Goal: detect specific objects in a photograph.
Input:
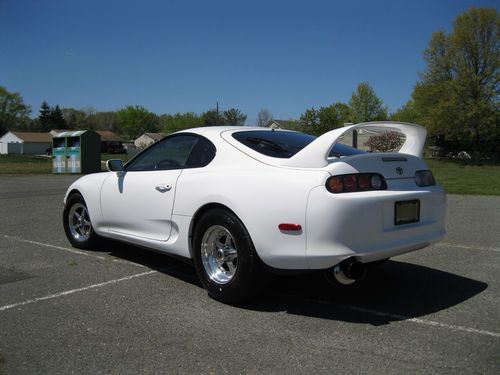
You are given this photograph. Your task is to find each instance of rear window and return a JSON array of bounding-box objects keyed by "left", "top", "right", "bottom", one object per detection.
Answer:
[{"left": 232, "top": 130, "right": 365, "bottom": 159}]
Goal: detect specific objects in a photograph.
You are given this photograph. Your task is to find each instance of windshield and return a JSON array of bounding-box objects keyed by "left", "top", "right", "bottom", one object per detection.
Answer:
[{"left": 232, "top": 130, "right": 365, "bottom": 159}]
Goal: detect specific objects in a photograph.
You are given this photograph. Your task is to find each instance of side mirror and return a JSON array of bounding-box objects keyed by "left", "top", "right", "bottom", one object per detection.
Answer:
[{"left": 106, "top": 159, "right": 124, "bottom": 172}]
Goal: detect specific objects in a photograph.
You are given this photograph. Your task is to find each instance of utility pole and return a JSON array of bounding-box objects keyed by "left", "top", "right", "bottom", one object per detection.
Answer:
[
  {"left": 216, "top": 101, "right": 219, "bottom": 126},
  {"left": 352, "top": 130, "right": 358, "bottom": 148}
]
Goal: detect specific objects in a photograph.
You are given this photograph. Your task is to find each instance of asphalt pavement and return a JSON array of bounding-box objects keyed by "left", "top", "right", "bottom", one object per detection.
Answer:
[{"left": 0, "top": 174, "right": 499, "bottom": 374}]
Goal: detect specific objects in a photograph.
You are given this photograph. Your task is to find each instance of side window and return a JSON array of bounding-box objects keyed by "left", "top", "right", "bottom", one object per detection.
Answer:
[
  {"left": 186, "top": 137, "right": 216, "bottom": 168},
  {"left": 126, "top": 135, "right": 199, "bottom": 171}
]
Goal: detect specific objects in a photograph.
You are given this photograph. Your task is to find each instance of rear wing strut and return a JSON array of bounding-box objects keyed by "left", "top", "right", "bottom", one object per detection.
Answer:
[{"left": 283, "top": 121, "right": 427, "bottom": 168}]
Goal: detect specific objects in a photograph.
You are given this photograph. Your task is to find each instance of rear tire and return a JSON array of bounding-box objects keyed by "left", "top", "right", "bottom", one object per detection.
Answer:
[
  {"left": 63, "top": 193, "right": 99, "bottom": 249},
  {"left": 193, "top": 208, "right": 267, "bottom": 304}
]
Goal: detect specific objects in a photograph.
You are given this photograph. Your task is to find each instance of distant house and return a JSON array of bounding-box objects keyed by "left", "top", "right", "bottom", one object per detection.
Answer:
[
  {"left": 50, "top": 129, "right": 124, "bottom": 154},
  {"left": 264, "top": 120, "right": 303, "bottom": 131},
  {"left": 0, "top": 131, "right": 52, "bottom": 155},
  {"left": 96, "top": 131, "right": 124, "bottom": 153},
  {"left": 134, "top": 133, "right": 164, "bottom": 149}
]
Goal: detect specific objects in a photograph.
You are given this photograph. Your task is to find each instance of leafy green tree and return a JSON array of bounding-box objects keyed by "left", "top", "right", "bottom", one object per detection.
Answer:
[
  {"left": 413, "top": 7, "right": 499, "bottom": 160},
  {"left": 256, "top": 108, "right": 273, "bottom": 126},
  {"left": 317, "top": 103, "right": 352, "bottom": 134},
  {"left": 349, "top": 82, "right": 388, "bottom": 123},
  {"left": 202, "top": 109, "right": 227, "bottom": 126},
  {"left": 38, "top": 101, "right": 52, "bottom": 131},
  {"left": 300, "top": 103, "right": 351, "bottom": 136},
  {"left": 390, "top": 100, "right": 420, "bottom": 123},
  {"left": 299, "top": 107, "right": 320, "bottom": 131},
  {"left": 116, "top": 105, "right": 159, "bottom": 139},
  {"left": 0, "top": 86, "right": 31, "bottom": 135},
  {"left": 223, "top": 108, "right": 247, "bottom": 125},
  {"left": 161, "top": 112, "right": 204, "bottom": 133}
]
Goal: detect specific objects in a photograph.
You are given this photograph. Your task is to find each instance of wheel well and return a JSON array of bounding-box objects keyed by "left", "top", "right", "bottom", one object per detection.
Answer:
[
  {"left": 65, "top": 189, "right": 82, "bottom": 203},
  {"left": 188, "top": 203, "right": 240, "bottom": 259}
]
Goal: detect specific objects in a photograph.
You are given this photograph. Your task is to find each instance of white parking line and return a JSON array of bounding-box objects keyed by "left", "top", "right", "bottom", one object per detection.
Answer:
[
  {"left": 0, "top": 270, "right": 158, "bottom": 312},
  {"left": 278, "top": 294, "right": 500, "bottom": 339},
  {"left": 436, "top": 242, "right": 500, "bottom": 253},
  {"left": 0, "top": 234, "right": 146, "bottom": 268},
  {"left": 0, "top": 233, "right": 106, "bottom": 259},
  {"left": 345, "top": 305, "right": 500, "bottom": 339},
  {"left": 2, "top": 233, "right": 498, "bottom": 338}
]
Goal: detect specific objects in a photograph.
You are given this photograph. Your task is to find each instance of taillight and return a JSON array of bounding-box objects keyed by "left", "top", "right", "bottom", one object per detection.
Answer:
[
  {"left": 326, "top": 173, "right": 387, "bottom": 193},
  {"left": 415, "top": 170, "right": 435, "bottom": 187},
  {"left": 344, "top": 175, "right": 358, "bottom": 192}
]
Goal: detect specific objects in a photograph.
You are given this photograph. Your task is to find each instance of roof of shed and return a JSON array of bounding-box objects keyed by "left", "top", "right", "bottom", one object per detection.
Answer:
[{"left": 11, "top": 132, "right": 52, "bottom": 143}]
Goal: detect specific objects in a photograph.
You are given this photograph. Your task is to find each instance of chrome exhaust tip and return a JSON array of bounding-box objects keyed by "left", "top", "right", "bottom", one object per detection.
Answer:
[{"left": 331, "top": 258, "right": 367, "bottom": 285}]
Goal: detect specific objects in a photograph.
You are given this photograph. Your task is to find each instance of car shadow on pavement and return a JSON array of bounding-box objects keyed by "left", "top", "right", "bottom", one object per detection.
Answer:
[
  {"left": 99, "top": 241, "right": 487, "bottom": 326},
  {"left": 242, "top": 261, "right": 488, "bottom": 325},
  {"left": 96, "top": 239, "right": 201, "bottom": 286}
]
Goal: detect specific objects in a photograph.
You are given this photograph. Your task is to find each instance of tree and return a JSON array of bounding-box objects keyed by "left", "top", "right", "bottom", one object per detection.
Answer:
[
  {"left": 413, "top": 7, "right": 499, "bottom": 160},
  {"left": 202, "top": 109, "right": 227, "bottom": 126},
  {"left": 161, "top": 112, "right": 204, "bottom": 133},
  {"left": 93, "top": 111, "right": 119, "bottom": 132},
  {"left": 256, "top": 108, "right": 273, "bottom": 127},
  {"left": 50, "top": 105, "right": 67, "bottom": 129},
  {"left": 38, "top": 101, "right": 52, "bottom": 131},
  {"left": 116, "top": 105, "right": 159, "bottom": 139},
  {"left": 365, "top": 131, "right": 403, "bottom": 152},
  {"left": 349, "top": 82, "right": 388, "bottom": 123},
  {"left": 390, "top": 100, "right": 420, "bottom": 123},
  {"left": 299, "top": 103, "right": 351, "bottom": 136},
  {"left": 317, "top": 103, "right": 352, "bottom": 134},
  {"left": 223, "top": 108, "right": 247, "bottom": 125},
  {"left": 299, "top": 107, "right": 320, "bottom": 130},
  {"left": 0, "top": 86, "right": 31, "bottom": 135},
  {"left": 62, "top": 108, "right": 87, "bottom": 129}
]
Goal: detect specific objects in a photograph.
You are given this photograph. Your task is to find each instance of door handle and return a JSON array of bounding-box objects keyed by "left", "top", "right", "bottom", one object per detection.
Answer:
[{"left": 155, "top": 184, "right": 172, "bottom": 192}]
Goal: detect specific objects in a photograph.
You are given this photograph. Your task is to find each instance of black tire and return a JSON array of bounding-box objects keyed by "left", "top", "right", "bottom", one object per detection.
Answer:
[
  {"left": 193, "top": 208, "right": 267, "bottom": 304},
  {"left": 63, "top": 193, "right": 99, "bottom": 249}
]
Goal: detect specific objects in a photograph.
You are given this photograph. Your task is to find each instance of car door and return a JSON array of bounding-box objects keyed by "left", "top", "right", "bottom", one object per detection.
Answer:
[{"left": 100, "top": 134, "right": 200, "bottom": 241}]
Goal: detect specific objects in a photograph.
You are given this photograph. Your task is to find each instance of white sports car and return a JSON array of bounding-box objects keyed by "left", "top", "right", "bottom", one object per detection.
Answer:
[{"left": 63, "top": 122, "right": 446, "bottom": 303}]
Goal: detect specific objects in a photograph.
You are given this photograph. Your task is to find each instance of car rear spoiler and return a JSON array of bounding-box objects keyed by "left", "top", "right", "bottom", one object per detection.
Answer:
[{"left": 283, "top": 121, "right": 427, "bottom": 168}]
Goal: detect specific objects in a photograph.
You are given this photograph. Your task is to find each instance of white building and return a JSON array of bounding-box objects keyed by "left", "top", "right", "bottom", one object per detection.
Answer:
[
  {"left": 0, "top": 132, "right": 53, "bottom": 155},
  {"left": 134, "top": 133, "right": 164, "bottom": 149}
]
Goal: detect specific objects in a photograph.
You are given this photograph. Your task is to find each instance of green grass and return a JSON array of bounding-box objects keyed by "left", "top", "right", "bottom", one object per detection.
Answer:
[
  {"left": 0, "top": 153, "right": 133, "bottom": 174},
  {"left": 426, "top": 159, "right": 500, "bottom": 196},
  {"left": 0, "top": 154, "right": 52, "bottom": 174},
  {"left": 1, "top": 154, "right": 499, "bottom": 196}
]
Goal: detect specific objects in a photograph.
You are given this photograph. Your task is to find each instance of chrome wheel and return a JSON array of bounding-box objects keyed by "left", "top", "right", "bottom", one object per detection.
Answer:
[
  {"left": 201, "top": 225, "right": 238, "bottom": 284},
  {"left": 68, "top": 203, "right": 92, "bottom": 242}
]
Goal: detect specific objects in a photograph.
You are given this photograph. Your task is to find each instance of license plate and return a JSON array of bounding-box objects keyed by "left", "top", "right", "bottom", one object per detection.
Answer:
[{"left": 395, "top": 200, "right": 420, "bottom": 225}]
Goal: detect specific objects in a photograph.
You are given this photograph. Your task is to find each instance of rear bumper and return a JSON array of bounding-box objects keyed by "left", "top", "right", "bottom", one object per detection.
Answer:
[{"left": 304, "top": 186, "right": 446, "bottom": 269}]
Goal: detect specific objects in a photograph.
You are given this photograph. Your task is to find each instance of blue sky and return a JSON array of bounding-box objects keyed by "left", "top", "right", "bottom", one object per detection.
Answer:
[{"left": 1, "top": 0, "right": 497, "bottom": 124}]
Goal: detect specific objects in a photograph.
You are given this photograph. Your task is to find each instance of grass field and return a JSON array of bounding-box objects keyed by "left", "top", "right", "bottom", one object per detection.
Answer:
[
  {"left": 0, "top": 154, "right": 131, "bottom": 175},
  {"left": 0, "top": 154, "right": 52, "bottom": 174},
  {"left": 1, "top": 154, "right": 499, "bottom": 196},
  {"left": 426, "top": 159, "right": 500, "bottom": 196}
]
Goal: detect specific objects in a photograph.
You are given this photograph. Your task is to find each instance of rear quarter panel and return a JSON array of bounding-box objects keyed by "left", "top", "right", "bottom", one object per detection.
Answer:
[{"left": 173, "top": 144, "right": 329, "bottom": 269}]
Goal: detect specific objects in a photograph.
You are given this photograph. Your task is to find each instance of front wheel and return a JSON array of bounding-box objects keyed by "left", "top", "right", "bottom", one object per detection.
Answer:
[
  {"left": 193, "top": 208, "right": 267, "bottom": 304},
  {"left": 63, "top": 193, "right": 99, "bottom": 249}
]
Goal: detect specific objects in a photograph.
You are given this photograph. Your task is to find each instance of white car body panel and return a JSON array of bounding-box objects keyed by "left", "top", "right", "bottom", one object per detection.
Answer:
[
  {"left": 100, "top": 170, "right": 182, "bottom": 241},
  {"left": 64, "top": 122, "right": 446, "bottom": 271}
]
